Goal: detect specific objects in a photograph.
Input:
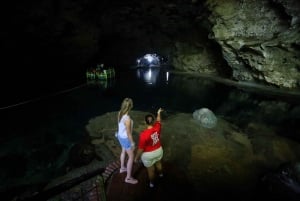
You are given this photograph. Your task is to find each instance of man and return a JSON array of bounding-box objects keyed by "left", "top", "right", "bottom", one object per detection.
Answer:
[{"left": 135, "top": 108, "right": 164, "bottom": 188}]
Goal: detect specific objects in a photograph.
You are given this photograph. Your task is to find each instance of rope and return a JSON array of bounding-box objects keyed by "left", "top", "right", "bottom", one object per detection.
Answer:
[{"left": 0, "top": 83, "right": 87, "bottom": 110}]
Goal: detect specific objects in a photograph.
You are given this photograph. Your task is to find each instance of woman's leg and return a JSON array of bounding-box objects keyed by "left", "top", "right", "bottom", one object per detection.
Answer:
[
  {"left": 120, "top": 148, "right": 126, "bottom": 170},
  {"left": 126, "top": 149, "right": 134, "bottom": 178},
  {"left": 125, "top": 149, "right": 138, "bottom": 184}
]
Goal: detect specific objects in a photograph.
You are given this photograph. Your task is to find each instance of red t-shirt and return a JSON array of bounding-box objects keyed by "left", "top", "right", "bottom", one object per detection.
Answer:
[{"left": 138, "top": 121, "right": 161, "bottom": 152}]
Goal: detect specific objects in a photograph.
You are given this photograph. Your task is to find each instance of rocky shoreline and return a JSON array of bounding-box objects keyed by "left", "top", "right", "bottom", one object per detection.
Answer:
[
  {"left": 45, "top": 110, "right": 300, "bottom": 194},
  {"left": 10, "top": 109, "right": 299, "bottom": 201}
]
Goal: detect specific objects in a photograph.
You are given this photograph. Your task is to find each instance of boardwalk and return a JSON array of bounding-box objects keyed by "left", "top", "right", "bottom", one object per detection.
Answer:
[
  {"left": 36, "top": 160, "right": 194, "bottom": 201},
  {"left": 20, "top": 160, "right": 264, "bottom": 201},
  {"left": 105, "top": 161, "right": 195, "bottom": 201}
]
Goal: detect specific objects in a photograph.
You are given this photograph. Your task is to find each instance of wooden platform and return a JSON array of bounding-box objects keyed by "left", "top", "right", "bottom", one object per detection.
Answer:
[
  {"left": 105, "top": 161, "right": 195, "bottom": 201},
  {"left": 21, "top": 160, "right": 262, "bottom": 201},
  {"left": 28, "top": 161, "right": 196, "bottom": 201}
]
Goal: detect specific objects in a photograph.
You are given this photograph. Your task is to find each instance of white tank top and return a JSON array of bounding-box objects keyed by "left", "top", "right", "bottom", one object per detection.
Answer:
[{"left": 118, "top": 114, "right": 133, "bottom": 138}]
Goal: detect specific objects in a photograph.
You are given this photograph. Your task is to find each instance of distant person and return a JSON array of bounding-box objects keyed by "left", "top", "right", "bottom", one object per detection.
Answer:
[
  {"left": 135, "top": 108, "right": 164, "bottom": 188},
  {"left": 116, "top": 97, "right": 138, "bottom": 184}
]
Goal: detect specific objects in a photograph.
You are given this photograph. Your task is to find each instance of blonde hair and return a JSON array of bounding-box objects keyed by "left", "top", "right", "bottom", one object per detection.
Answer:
[{"left": 118, "top": 97, "right": 133, "bottom": 122}]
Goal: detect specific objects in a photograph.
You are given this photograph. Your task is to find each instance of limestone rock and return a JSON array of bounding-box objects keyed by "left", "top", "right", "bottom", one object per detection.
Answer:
[{"left": 193, "top": 108, "right": 218, "bottom": 128}]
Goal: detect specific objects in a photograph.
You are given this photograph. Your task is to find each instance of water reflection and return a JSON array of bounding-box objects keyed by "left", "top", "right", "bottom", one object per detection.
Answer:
[
  {"left": 129, "top": 68, "right": 300, "bottom": 142},
  {"left": 136, "top": 67, "right": 170, "bottom": 86},
  {"left": 128, "top": 68, "right": 231, "bottom": 113},
  {"left": 86, "top": 78, "right": 116, "bottom": 89}
]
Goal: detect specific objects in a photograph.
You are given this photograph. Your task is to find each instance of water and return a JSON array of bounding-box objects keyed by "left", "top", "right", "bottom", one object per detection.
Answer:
[{"left": 1, "top": 67, "right": 300, "bottom": 199}]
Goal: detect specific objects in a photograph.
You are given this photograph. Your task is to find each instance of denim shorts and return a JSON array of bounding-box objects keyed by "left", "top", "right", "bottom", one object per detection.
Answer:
[{"left": 118, "top": 136, "right": 131, "bottom": 150}]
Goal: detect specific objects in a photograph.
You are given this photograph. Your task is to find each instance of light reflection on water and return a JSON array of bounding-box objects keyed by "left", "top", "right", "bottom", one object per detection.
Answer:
[
  {"left": 85, "top": 67, "right": 300, "bottom": 151},
  {"left": 2, "top": 66, "right": 300, "bottom": 142},
  {"left": 2, "top": 67, "right": 299, "bottom": 156},
  {"left": 117, "top": 68, "right": 234, "bottom": 114}
]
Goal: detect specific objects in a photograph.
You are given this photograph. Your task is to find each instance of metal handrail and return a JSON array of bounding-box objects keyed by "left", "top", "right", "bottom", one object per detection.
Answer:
[{"left": 17, "top": 167, "right": 106, "bottom": 201}]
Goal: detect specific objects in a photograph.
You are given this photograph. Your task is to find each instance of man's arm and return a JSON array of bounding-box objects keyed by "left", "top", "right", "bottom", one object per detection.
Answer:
[
  {"left": 134, "top": 148, "right": 143, "bottom": 163},
  {"left": 156, "top": 108, "right": 163, "bottom": 122}
]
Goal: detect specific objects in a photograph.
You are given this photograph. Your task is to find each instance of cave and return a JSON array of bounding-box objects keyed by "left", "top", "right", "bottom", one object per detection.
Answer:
[{"left": 1, "top": 0, "right": 300, "bottom": 201}]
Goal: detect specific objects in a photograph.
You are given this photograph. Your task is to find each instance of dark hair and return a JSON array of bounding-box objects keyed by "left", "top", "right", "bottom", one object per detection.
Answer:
[{"left": 145, "top": 114, "right": 155, "bottom": 125}]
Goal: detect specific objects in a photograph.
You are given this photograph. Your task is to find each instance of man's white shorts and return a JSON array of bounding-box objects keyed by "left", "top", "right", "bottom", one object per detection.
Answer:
[{"left": 141, "top": 147, "right": 163, "bottom": 167}]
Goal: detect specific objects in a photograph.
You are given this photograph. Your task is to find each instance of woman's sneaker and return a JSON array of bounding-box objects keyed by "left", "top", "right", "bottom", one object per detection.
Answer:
[{"left": 125, "top": 177, "right": 138, "bottom": 184}]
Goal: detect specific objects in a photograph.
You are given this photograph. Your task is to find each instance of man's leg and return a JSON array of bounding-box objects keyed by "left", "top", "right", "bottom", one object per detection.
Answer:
[
  {"left": 155, "top": 160, "right": 163, "bottom": 177},
  {"left": 147, "top": 165, "right": 156, "bottom": 187}
]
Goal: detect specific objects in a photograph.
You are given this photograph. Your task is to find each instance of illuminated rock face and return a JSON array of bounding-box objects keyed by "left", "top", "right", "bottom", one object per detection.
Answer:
[
  {"left": 193, "top": 108, "right": 218, "bottom": 128},
  {"left": 205, "top": 0, "right": 300, "bottom": 88}
]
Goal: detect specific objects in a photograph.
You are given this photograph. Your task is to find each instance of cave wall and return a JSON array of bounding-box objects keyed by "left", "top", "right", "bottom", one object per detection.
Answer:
[{"left": 205, "top": 0, "right": 300, "bottom": 88}]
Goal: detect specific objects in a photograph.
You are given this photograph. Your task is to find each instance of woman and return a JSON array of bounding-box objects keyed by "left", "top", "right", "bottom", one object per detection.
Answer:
[
  {"left": 135, "top": 108, "right": 164, "bottom": 188},
  {"left": 116, "top": 97, "right": 138, "bottom": 184}
]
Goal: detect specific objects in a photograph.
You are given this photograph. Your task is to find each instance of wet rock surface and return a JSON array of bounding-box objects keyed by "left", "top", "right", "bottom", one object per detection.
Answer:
[
  {"left": 80, "top": 110, "right": 300, "bottom": 198},
  {"left": 10, "top": 108, "right": 300, "bottom": 200}
]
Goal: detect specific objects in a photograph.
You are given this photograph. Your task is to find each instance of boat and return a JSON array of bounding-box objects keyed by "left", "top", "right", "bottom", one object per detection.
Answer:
[{"left": 86, "top": 64, "right": 115, "bottom": 80}]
